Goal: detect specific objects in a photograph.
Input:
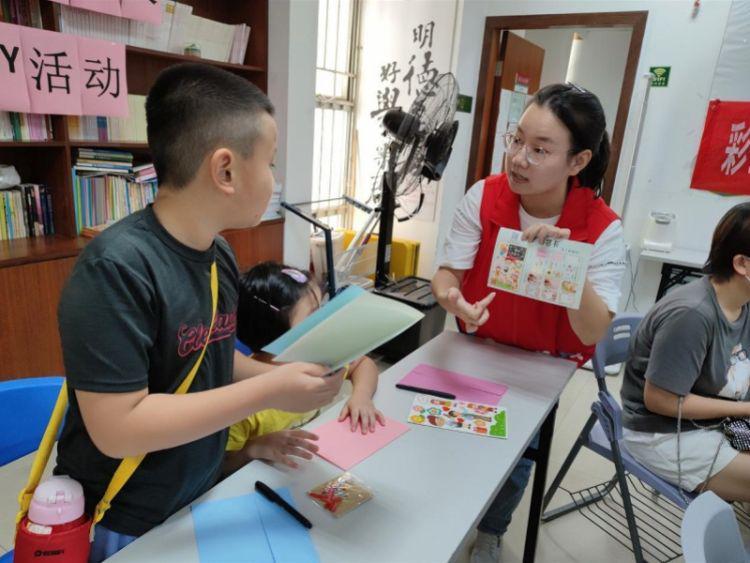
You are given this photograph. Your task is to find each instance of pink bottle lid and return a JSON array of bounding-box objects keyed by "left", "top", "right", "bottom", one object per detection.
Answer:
[{"left": 28, "top": 476, "right": 85, "bottom": 526}]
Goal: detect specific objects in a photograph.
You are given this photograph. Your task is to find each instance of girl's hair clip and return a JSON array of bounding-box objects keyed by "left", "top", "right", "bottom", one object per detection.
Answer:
[
  {"left": 281, "top": 268, "right": 308, "bottom": 284},
  {"left": 252, "top": 294, "right": 281, "bottom": 312},
  {"left": 566, "top": 82, "right": 588, "bottom": 94}
]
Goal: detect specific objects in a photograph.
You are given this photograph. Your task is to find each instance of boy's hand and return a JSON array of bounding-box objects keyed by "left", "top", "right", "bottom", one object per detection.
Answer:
[
  {"left": 264, "top": 362, "right": 345, "bottom": 412},
  {"left": 521, "top": 224, "right": 571, "bottom": 244},
  {"left": 245, "top": 429, "right": 319, "bottom": 469},
  {"left": 447, "top": 287, "right": 495, "bottom": 333},
  {"left": 338, "top": 395, "right": 385, "bottom": 434}
]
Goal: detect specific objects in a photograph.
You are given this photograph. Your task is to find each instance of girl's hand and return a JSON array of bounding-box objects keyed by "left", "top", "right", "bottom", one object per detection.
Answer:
[
  {"left": 245, "top": 429, "right": 319, "bottom": 469},
  {"left": 521, "top": 224, "right": 571, "bottom": 244},
  {"left": 338, "top": 395, "right": 385, "bottom": 434},
  {"left": 447, "top": 287, "right": 495, "bottom": 333}
]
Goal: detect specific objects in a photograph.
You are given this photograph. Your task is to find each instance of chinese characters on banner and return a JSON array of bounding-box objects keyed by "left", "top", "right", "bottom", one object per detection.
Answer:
[
  {"left": 370, "top": 20, "right": 439, "bottom": 118},
  {"left": 355, "top": 0, "right": 455, "bottom": 229},
  {"left": 368, "top": 19, "right": 443, "bottom": 221},
  {"left": 0, "top": 23, "right": 128, "bottom": 117},
  {"left": 691, "top": 100, "right": 750, "bottom": 195}
]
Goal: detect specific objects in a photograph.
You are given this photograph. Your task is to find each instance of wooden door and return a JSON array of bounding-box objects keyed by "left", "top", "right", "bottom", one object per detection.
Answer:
[{"left": 482, "top": 32, "right": 545, "bottom": 181}]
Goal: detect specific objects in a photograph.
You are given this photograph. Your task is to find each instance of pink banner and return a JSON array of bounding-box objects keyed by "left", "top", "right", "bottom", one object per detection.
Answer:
[
  {"left": 21, "top": 27, "right": 82, "bottom": 116},
  {"left": 0, "top": 22, "right": 31, "bottom": 113},
  {"left": 77, "top": 36, "right": 128, "bottom": 116},
  {"left": 47, "top": 0, "right": 70, "bottom": 4},
  {"left": 70, "top": 0, "right": 121, "bottom": 17},
  {"left": 120, "top": 0, "right": 162, "bottom": 24}
]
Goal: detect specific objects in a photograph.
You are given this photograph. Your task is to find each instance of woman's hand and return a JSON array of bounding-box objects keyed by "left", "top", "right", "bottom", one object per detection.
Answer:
[
  {"left": 244, "top": 429, "right": 319, "bottom": 469},
  {"left": 521, "top": 224, "right": 571, "bottom": 243},
  {"left": 447, "top": 287, "right": 495, "bottom": 333},
  {"left": 338, "top": 395, "right": 386, "bottom": 434}
]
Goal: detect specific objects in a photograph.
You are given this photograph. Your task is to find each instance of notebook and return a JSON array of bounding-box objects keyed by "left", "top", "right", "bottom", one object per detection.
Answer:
[{"left": 264, "top": 285, "right": 424, "bottom": 370}]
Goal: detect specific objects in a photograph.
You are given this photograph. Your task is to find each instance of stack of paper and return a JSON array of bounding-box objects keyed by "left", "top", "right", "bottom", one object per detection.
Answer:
[
  {"left": 311, "top": 417, "right": 410, "bottom": 470},
  {"left": 191, "top": 488, "right": 318, "bottom": 563},
  {"left": 398, "top": 364, "right": 508, "bottom": 405},
  {"left": 264, "top": 285, "right": 424, "bottom": 370}
]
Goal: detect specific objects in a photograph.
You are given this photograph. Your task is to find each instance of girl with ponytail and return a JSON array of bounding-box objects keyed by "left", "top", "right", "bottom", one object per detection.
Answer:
[{"left": 432, "top": 83, "right": 626, "bottom": 562}]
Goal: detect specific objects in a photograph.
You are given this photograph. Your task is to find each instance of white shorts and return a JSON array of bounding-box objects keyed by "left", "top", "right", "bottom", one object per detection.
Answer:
[{"left": 623, "top": 427, "right": 739, "bottom": 491}]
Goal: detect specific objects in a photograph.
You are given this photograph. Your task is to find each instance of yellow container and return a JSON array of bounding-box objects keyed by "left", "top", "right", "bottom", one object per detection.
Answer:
[{"left": 340, "top": 230, "right": 420, "bottom": 279}]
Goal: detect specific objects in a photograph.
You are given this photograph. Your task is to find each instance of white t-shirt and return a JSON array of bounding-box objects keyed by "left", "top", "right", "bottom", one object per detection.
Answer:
[{"left": 438, "top": 179, "right": 627, "bottom": 313}]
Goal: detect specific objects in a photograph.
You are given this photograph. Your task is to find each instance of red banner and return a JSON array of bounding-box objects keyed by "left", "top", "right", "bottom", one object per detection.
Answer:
[{"left": 691, "top": 100, "right": 750, "bottom": 195}]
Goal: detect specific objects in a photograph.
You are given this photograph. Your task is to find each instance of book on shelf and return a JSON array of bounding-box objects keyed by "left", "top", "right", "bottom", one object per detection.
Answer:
[
  {"left": 72, "top": 149, "right": 158, "bottom": 233},
  {"left": 0, "top": 112, "right": 53, "bottom": 142},
  {"left": 68, "top": 95, "right": 147, "bottom": 143},
  {"left": 0, "top": 0, "right": 43, "bottom": 27},
  {"left": 0, "top": 184, "right": 54, "bottom": 241},
  {"left": 55, "top": 2, "right": 251, "bottom": 64}
]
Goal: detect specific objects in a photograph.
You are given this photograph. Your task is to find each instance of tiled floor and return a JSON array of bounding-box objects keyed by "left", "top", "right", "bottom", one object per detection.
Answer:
[{"left": 0, "top": 321, "right": 693, "bottom": 561}]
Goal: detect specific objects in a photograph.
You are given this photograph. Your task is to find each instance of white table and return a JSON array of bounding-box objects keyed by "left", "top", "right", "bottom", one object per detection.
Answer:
[
  {"left": 640, "top": 247, "right": 708, "bottom": 300},
  {"left": 108, "top": 331, "right": 577, "bottom": 563}
]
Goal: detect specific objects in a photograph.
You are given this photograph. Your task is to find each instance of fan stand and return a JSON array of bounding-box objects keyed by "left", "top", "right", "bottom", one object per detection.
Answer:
[{"left": 375, "top": 143, "right": 398, "bottom": 288}]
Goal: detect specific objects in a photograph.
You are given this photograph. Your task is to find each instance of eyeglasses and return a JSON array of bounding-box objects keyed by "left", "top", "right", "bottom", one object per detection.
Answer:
[{"left": 503, "top": 131, "right": 551, "bottom": 166}]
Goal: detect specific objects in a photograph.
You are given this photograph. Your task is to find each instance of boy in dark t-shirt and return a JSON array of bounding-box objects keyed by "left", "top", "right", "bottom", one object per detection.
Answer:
[{"left": 54, "top": 63, "right": 345, "bottom": 561}]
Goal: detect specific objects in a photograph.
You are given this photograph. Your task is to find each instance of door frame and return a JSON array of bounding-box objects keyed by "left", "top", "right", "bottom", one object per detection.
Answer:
[{"left": 465, "top": 11, "right": 648, "bottom": 204}]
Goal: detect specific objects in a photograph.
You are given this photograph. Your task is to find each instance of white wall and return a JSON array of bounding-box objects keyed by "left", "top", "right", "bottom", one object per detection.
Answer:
[
  {"left": 565, "top": 28, "right": 631, "bottom": 139},
  {"left": 354, "top": 0, "right": 460, "bottom": 278},
  {"left": 524, "top": 28, "right": 573, "bottom": 89},
  {"left": 437, "top": 0, "right": 735, "bottom": 312},
  {"left": 268, "top": 0, "right": 319, "bottom": 269}
]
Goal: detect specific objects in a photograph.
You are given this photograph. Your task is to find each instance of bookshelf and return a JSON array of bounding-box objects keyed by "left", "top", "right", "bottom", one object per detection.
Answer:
[{"left": 0, "top": 0, "right": 281, "bottom": 380}]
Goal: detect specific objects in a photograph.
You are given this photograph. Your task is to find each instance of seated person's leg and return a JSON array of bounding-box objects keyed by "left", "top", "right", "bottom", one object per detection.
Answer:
[{"left": 702, "top": 451, "right": 750, "bottom": 503}]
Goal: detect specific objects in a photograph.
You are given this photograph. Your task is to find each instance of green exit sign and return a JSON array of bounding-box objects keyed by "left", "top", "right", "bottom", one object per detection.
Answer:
[
  {"left": 649, "top": 66, "right": 671, "bottom": 87},
  {"left": 456, "top": 94, "right": 473, "bottom": 113}
]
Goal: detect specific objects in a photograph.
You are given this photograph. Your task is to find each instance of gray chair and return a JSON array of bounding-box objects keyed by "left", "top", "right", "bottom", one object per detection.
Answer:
[
  {"left": 541, "top": 313, "right": 698, "bottom": 562},
  {"left": 682, "top": 491, "right": 749, "bottom": 563}
]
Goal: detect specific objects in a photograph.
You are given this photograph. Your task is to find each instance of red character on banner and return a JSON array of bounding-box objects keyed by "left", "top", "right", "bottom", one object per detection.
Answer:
[{"left": 691, "top": 100, "right": 750, "bottom": 195}]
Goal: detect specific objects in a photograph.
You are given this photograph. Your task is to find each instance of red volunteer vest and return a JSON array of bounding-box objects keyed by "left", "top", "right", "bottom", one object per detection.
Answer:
[{"left": 459, "top": 173, "right": 619, "bottom": 363}]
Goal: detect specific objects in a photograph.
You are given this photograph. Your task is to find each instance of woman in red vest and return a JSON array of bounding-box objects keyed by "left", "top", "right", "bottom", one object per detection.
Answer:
[{"left": 432, "top": 83, "right": 626, "bottom": 562}]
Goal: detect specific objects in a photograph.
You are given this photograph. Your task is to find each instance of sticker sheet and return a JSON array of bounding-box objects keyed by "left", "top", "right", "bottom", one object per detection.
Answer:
[
  {"left": 407, "top": 395, "right": 507, "bottom": 439},
  {"left": 487, "top": 227, "right": 593, "bottom": 309}
]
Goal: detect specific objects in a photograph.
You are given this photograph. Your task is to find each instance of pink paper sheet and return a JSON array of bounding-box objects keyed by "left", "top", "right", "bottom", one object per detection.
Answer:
[
  {"left": 121, "top": 0, "right": 163, "bottom": 24},
  {"left": 398, "top": 364, "right": 508, "bottom": 405},
  {"left": 70, "top": 0, "right": 121, "bottom": 17},
  {"left": 0, "top": 22, "right": 31, "bottom": 112},
  {"left": 77, "top": 36, "right": 128, "bottom": 117},
  {"left": 313, "top": 416, "right": 410, "bottom": 470},
  {"left": 21, "top": 27, "right": 82, "bottom": 116}
]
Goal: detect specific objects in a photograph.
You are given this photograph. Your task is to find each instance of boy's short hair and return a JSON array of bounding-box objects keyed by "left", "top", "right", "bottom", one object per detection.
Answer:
[
  {"left": 704, "top": 202, "right": 750, "bottom": 281},
  {"left": 146, "top": 63, "right": 274, "bottom": 188}
]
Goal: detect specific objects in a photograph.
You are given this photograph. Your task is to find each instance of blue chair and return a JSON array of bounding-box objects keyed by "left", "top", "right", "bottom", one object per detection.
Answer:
[
  {"left": 682, "top": 491, "right": 749, "bottom": 563},
  {"left": 0, "top": 376, "right": 65, "bottom": 563},
  {"left": 540, "top": 314, "right": 698, "bottom": 562}
]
